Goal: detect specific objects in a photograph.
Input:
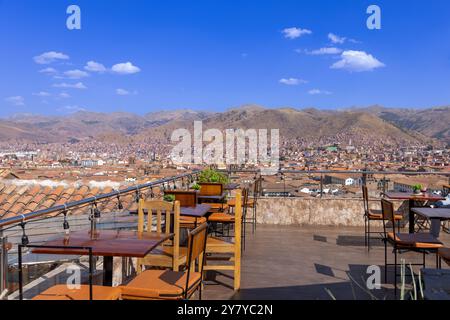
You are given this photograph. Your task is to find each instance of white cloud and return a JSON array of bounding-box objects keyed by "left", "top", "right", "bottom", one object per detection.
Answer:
[
  {"left": 331, "top": 50, "right": 385, "bottom": 72},
  {"left": 116, "top": 88, "right": 130, "bottom": 95},
  {"left": 39, "top": 67, "right": 58, "bottom": 75},
  {"left": 64, "top": 69, "right": 89, "bottom": 79},
  {"left": 33, "top": 91, "right": 51, "bottom": 97},
  {"left": 5, "top": 96, "right": 25, "bottom": 106},
  {"left": 111, "top": 62, "right": 141, "bottom": 74},
  {"left": 84, "top": 61, "right": 107, "bottom": 73},
  {"left": 305, "top": 47, "right": 343, "bottom": 55},
  {"left": 282, "top": 27, "right": 312, "bottom": 39},
  {"left": 328, "top": 33, "right": 346, "bottom": 44},
  {"left": 59, "top": 92, "right": 71, "bottom": 98},
  {"left": 33, "top": 51, "right": 69, "bottom": 64},
  {"left": 53, "top": 82, "right": 87, "bottom": 89},
  {"left": 308, "top": 89, "right": 332, "bottom": 95},
  {"left": 59, "top": 105, "right": 86, "bottom": 113},
  {"left": 279, "top": 78, "right": 307, "bottom": 85}
]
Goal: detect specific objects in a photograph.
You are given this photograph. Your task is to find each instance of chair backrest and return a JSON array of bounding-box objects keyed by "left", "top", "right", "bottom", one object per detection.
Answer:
[
  {"left": 242, "top": 187, "right": 249, "bottom": 217},
  {"left": 138, "top": 199, "right": 180, "bottom": 246},
  {"left": 164, "top": 190, "right": 197, "bottom": 207},
  {"left": 362, "top": 185, "right": 369, "bottom": 214},
  {"left": 253, "top": 177, "right": 262, "bottom": 201},
  {"left": 381, "top": 199, "right": 396, "bottom": 239},
  {"left": 198, "top": 183, "right": 223, "bottom": 196},
  {"left": 184, "top": 222, "right": 208, "bottom": 298}
]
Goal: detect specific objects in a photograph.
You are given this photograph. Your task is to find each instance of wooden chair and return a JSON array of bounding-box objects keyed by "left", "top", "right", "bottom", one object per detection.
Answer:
[
  {"left": 198, "top": 182, "right": 228, "bottom": 212},
  {"left": 24, "top": 245, "right": 121, "bottom": 301},
  {"left": 363, "top": 185, "right": 402, "bottom": 250},
  {"left": 137, "top": 199, "right": 184, "bottom": 272},
  {"left": 381, "top": 199, "right": 443, "bottom": 297},
  {"left": 164, "top": 190, "right": 207, "bottom": 228},
  {"left": 204, "top": 190, "right": 242, "bottom": 291},
  {"left": 120, "top": 223, "right": 208, "bottom": 300}
]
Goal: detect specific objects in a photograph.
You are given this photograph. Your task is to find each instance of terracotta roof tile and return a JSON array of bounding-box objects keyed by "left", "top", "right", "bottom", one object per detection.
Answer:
[{"left": 27, "top": 185, "right": 41, "bottom": 197}]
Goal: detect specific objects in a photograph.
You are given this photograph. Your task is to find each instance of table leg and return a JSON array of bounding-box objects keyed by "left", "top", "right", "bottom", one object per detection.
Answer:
[
  {"left": 430, "top": 219, "right": 441, "bottom": 238},
  {"left": 409, "top": 199, "right": 415, "bottom": 234},
  {"left": 103, "top": 256, "right": 113, "bottom": 286}
]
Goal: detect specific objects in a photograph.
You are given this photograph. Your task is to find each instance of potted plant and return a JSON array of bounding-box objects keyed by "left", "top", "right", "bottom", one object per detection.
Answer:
[
  {"left": 412, "top": 184, "right": 423, "bottom": 195},
  {"left": 163, "top": 194, "right": 175, "bottom": 202},
  {"left": 190, "top": 183, "right": 201, "bottom": 191},
  {"left": 198, "top": 168, "right": 229, "bottom": 185}
]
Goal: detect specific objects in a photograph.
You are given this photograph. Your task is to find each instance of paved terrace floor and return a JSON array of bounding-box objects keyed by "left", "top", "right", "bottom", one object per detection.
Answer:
[
  {"left": 203, "top": 225, "right": 450, "bottom": 300},
  {"left": 10, "top": 224, "right": 450, "bottom": 300}
]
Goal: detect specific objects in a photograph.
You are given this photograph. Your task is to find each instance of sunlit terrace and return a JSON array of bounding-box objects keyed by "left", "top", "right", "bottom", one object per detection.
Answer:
[{"left": 1, "top": 170, "right": 450, "bottom": 300}]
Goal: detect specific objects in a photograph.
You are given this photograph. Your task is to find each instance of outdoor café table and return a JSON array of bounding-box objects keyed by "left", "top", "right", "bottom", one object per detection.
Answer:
[
  {"left": 32, "top": 229, "right": 173, "bottom": 286},
  {"left": 224, "top": 183, "right": 240, "bottom": 191},
  {"left": 411, "top": 208, "right": 450, "bottom": 238},
  {"left": 384, "top": 192, "right": 445, "bottom": 234},
  {"left": 197, "top": 192, "right": 227, "bottom": 203}
]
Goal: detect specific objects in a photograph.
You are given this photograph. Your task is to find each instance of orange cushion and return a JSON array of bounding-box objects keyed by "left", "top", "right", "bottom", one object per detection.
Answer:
[
  {"left": 368, "top": 209, "right": 402, "bottom": 220},
  {"left": 120, "top": 269, "right": 201, "bottom": 300},
  {"left": 32, "top": 285, "right": 121, "bottom": 300},
  {"left": 180, "top": 216, "right": 207, "bottom": 224},
  {"left": 208, "top": 212, "right": 235, "bottom": 223},
  {"left": 388, "top": 232, "right": 443, "bottom": 249}
]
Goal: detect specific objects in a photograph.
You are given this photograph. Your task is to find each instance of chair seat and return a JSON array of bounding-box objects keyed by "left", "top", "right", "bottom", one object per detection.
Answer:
[
  {"left": 207, "top": 203, "right": 229, "bottom": 212},
  {"left": 368, "top": 209, "right": 402, "bottom": 220},
  {"left": 228, "top": 198, "right": 254, "bottom": 208},
  {"left": 439, "top": 248, "right": 450, "bottom": 265},
  {"left": 145, "top": 245, "right": 187, "bottom": 259},
  {"left": 120, "top": 269, "right": 201, "bottom": 300},
  {"left": 32, "top": 285, "right": 121, "bottom": 300},
  {"left": 387, "top": 232, "right": 443, "bottom": 249},
  {"left": 208, "top": 212, "right": 235, "bottom": 223}
]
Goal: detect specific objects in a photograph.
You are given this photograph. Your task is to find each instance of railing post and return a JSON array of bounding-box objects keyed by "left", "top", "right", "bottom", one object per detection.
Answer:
[
  {"left": 320, "top": 174, "right": 323, "bottom": 198},
  {"left": 0, "top": 228, "right": 8, "bottom": 300}
]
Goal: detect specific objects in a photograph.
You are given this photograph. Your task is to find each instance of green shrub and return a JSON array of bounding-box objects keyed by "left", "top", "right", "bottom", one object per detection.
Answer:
[
  {"left": 197, "top": 168, "right": 229, "bottom": 184},
  {"left": 163, "top": 194, "right": 175, "bottom": 202}
]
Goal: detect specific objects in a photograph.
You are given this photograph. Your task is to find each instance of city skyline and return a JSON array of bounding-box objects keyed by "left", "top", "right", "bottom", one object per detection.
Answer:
[{"left": 1, "top": 0, "right": 450, "bottom": 117}]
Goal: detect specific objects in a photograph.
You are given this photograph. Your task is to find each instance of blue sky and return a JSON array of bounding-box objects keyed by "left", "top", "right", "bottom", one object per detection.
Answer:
[{"left": 1, "top": 0, "right": 450, "bottom": 116}]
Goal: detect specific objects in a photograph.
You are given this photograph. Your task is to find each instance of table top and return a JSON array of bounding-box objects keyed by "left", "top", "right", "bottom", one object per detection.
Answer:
[
  {"left": 32, "top": 230, "right": 173, "bottom": 258},
  {"left": 179, "top": 204, "right": 212, "bottom": 217},
  {"left": 412, "top": 207, "right": 450, "bottom": 219},
  {"left": 385, "top": 192, "right": 445, "bottom": 201},
  {"left": 224, "top": 183, "right": 240, "bottom": 190}
]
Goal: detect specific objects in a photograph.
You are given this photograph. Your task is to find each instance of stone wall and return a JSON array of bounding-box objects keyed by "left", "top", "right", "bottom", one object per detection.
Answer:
[{"left": 255, "top": 197, "right": 406, "bottom": 227}]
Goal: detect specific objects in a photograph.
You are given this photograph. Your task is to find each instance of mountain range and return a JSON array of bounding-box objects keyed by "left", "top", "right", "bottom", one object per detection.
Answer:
[{"left": 2, "top": 105, "right": 449, "bottom": 147}]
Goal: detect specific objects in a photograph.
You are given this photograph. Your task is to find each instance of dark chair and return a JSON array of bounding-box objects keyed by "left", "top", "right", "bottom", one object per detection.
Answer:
[
  {"left": 381, "top": 199, "right": 443, "bottom": 297},
  {"left": 363, "top": 185, "right": 402, "bottom": 250}
]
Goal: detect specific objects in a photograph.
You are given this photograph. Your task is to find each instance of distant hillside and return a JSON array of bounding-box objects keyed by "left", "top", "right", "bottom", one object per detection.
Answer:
[{"left": 3, "top": 105, "right": 449, "bottom": 147}]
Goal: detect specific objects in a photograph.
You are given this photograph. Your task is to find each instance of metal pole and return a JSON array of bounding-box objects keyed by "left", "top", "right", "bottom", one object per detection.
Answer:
[
  {"left": 320, "top": 174, "right": 323, "bottom": 198},
  {"left": 0, "top": 228, "right": 8, "bottom": 300}
]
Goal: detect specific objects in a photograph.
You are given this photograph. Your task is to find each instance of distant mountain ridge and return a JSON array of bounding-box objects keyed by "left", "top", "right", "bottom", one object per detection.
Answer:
[{"left": 3, "top": 105, "right": 449, "bottom": 146}]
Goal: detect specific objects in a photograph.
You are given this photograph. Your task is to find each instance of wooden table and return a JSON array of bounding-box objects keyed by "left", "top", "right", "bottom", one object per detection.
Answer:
[
  {"left": 197, "top": 192, "right": 226, "bottom": 203},
  {"left": 32, "top": 229, "right": 173, "bottom": 286},
  {"left": 385, "top": 192, "right": 445, "bottom": 233},
  {"left": 411, "top": 208, "right": 450, "bottom": 237},
  {"left": 224, "top": 183, "right": 240, "bottom": 191}
]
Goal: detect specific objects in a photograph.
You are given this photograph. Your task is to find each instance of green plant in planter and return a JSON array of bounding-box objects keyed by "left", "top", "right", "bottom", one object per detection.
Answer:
[
  {"left": 198, "top": 168, "right": 229, "bottom": 184},
  {"left": 412, "top": 184, "right": 423, "bottom": 193},
  {"left": 190, "top": 183, "right": 201, "bottom": 190},
  {"left": 163, "top": 194, "right": 175, "bottom": 202}
]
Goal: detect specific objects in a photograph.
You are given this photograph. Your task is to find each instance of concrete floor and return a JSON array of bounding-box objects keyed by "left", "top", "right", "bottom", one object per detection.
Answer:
[
  {"left": 203, "top": 224, "right": 450, "bottom": 300},
  {"left": 10, "top": 224, "right": 450, "bottom": 300}
]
